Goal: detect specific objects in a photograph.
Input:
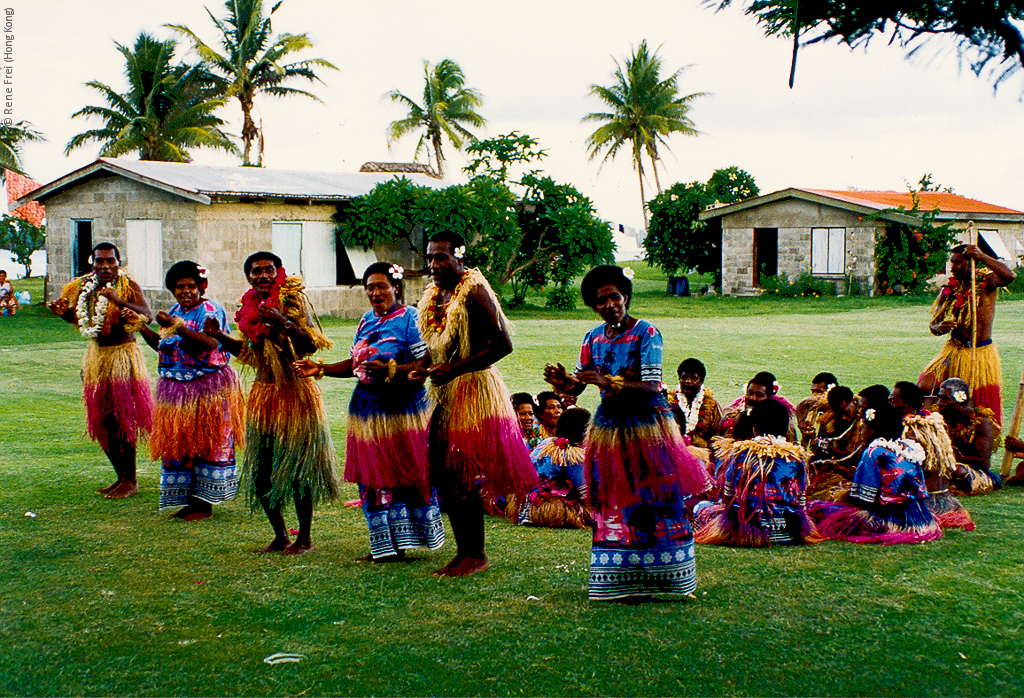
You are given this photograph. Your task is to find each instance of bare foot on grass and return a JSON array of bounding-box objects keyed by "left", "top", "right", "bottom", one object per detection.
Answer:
[
  {"left": 356, "top": 550, "right": 407, "bottom": 563},
  {"left": 255, "top": 538, "right": 290, "bottom": 554},
  {"left": 283, "top": 542, "right": 312, "bottom": 555},
  {"left": 183, "top": 510, "right": 212, "bottom": 522},
  {"left": 104, "top": 481, "right": 139, "bottom": 499},
  {"left": 95, "top": 481, "right": 120, "bottom": 495},
  {"left": 433, "top": 554, "right": 488, "bottom": 577}
]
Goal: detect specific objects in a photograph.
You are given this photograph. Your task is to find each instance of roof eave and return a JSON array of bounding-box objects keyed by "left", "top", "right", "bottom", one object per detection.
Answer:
[
  {"left": 14, "top": 159, "right": 212, "bottom": 206},
  {"left": 699, "top": 187, "right": 929, "bottom": 228}
]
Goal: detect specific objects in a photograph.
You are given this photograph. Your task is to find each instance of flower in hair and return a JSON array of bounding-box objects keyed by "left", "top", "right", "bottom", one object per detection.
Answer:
[
  {"left": 196, "top": 265, "right": 208, "bottom": 280},
  {"left": 864, "top": 408, "right": 876, "bottom": 422},
  {"left": 953, "top": 390, "right": 967, "bottom": 403},
  {"left": 388, "top": 264, "right": 404, "bottom": 281},
  {"left": 622, "top": 267, "right": 635, "bottom": 280},
  {"left": 454, "top": 245, "right": 466, "bottom": 259}
]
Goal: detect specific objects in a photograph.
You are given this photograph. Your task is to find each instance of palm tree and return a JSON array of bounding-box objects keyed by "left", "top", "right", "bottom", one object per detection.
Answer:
[
  {"left": 386, "top": 59, "right": 486, "bottom": 178},
  {"left": 65, "top": 33, "right": 237, "bottom": 162},
  {"left": 0, "top": 121, "right": 44, "bottom": 176},
  {"left": 167, "top": 0, "right": 337, "bottom": 166},
  {"left": 583, "top": 40, "right": 706, "bottom": 227}
]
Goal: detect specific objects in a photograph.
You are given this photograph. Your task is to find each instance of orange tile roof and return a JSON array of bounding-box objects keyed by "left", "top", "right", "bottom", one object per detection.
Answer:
[
  {"left": 4, "top": 170, "right": 45, "bottom": 227},
  {"left": 805, "top": 189, "right": 1023, "bottom": 215}
]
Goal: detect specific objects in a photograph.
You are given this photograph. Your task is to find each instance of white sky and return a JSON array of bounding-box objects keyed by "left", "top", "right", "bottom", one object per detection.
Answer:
[{"left": 8, "top": 0, "right": 1024, "bottom": 238}]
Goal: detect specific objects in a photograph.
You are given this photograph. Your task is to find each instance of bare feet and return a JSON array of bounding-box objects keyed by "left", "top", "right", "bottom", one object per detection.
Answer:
[
  {"left": 169, "top": 506, "right": 192, "bottom": 519},
  {"left": 355, "top": 551, "right": 407, "bottom": 563},
  {"left": 255, "top": 538, "right": 290, "bottom": 554},
  {"left": 183, "top": 510, "right": 212, "bottom": 522},
  {"left": 282, "top": 542, "right": 312, "bottom": 555},
  {"left": 95, "top": 481, "right": 120, "bottom": 495},
  {"left": 433, "top": 554, "right": 489, "bottom": 577},
  {"left": 354, "top": 553, "right": 375, "bottom": 562},
  {"left": 104, "top": 480, "right": 139, "bottom": 499}
]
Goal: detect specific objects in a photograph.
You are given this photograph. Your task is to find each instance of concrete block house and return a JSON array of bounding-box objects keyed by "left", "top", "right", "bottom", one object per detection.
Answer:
[
  {"left": 16, "top": 158, "right": 445, "bottom": 317},
  {"left": 699, "top": 188, "right": 1024, "bottom": 296}
]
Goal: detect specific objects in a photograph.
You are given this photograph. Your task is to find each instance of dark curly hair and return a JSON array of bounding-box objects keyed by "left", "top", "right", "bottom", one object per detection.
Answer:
[{"left": 581, "top": 265, "right": 632, "bottom": 309}]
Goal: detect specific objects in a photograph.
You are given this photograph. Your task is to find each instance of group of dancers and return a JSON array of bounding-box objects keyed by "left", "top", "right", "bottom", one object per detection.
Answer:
[{"left": 46, "top": 235, "right": 1017, "bottom": 600}]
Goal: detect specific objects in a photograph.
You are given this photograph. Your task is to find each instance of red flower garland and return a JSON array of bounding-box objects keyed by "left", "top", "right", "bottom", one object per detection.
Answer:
[{"left": 235, "top": 267, "right": 287, "bottom": 340}]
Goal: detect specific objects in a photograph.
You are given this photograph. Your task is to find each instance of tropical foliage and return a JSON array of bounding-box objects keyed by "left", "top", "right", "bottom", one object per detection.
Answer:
[
  {"left": 644, "top": 167, "right": 759, "bottom": 280},
  {"left": 0, "top": 121, "right": 44, "bottom": 176},
  {"left": 583, "top": 40, "right": 706, "bottom": 227},
  {"left": 386, "top": 59, "right": 486, "bottom": 178},
  {"left": 65, "top": 33, "right": 236, "bottom": 162},
  {"left": 336, "top": 133, "right": 614, "bottom": 307},
  {"left": 711, "top": 1, "right": 1024, "bottom": 93},
  {"left": 0, "top": 216, "right": 45, "bottom": 277},
  {"left": 872, "top": 190, "right": 958, "bottom": 295},
  {"left": 168, "top": 0, "right": 336, "bottom": 166}
]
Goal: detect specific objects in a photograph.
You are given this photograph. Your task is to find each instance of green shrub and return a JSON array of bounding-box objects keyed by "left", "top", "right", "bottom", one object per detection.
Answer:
[
  {"left": 759, "top": 269, "right": 838, "bottom": 298},
  {"left": 545, "top": 284, "right": 577, "bottom": 310}
]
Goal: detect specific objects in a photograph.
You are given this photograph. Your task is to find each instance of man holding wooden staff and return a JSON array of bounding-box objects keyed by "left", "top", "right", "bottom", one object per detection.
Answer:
[{"left": 918, "top": 243, "right": 1015, "bottom": 425}]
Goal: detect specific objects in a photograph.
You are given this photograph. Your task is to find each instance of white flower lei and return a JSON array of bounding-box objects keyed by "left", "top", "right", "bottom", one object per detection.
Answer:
[
  {"left": 678, "top": 384, "right": 705, "bottom": 434},
  {"left": 75, "top": 273, "right": 114, "bottom": 339}
]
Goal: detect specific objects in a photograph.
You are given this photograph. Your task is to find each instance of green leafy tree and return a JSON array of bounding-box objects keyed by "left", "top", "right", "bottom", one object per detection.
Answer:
[
  {"left": 644, "top": 166, "right": 759, "bottom": 282},
  {"left": 386, "top": 59, "right": 486, "bottom": 178},
  {"left": 168, "top": 0, "right": 337, "bottom": 166},
  {"left": 583, "top": 40, "right": 706, "bottom": 227},
  {"left": 711, "top": 1, "right": 1024, "bottom": 93},
  {"left": 872, "top": 189, "right": 958, "bottom": 295},
  {"left": 0, "top": 121, "right": 44, "bottom": 175},
  {"left": 336, "top": 133, "right": 614, "bottom": 306},
  {"left": 65, "top": 33, "right": 236, "bottom": 162},
  {"left": 0, "top": 215, "right": 45, "bottom": 277}
]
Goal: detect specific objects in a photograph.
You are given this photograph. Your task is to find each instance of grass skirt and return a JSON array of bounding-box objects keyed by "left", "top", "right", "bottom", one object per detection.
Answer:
[
  {"left": 429, "top": 366, "right": 538, "bottom": 496},
  {"left": 159, "top": 456, "right": 239, "bottom": 508},
  {"left": 345, "top": 383, "right": 430, "bottom": 490},
  {"left": 508, "top": 478, "right": 591, "bottom": 529},
  {"left": 950, "top": 465, "right": 1002, "bottom": 496},
  {"left": 809, "top": 499, "right": 943, "bottom": 545},
  {"left": 695, "top": 503, "right": 820, "bottom": 546},
  {"left": 586, "top": 394, "right": 710, "bottom": 601},
  {"left": 919, "top": 340, "right": 1002, "bottom": 424},
  {"left": 151, "top": 367, "right": 244, "bottom": 462},
  {"left": 359, "top": 484, "right": 445, "bottom": 558},
  {"left": 927, "top": 489, "right": 976, "bottom": 531},
  {"left": 82, "top": 340, "right": 153, "bottom": 450},
  {"left": 243, "top": 379, "right": 340, "bottom": 510}
]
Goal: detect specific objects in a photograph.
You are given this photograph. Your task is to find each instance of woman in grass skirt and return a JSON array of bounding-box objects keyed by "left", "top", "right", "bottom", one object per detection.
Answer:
[
  {"left": 131, "top": 261, "right": 243, "bottom": 520},
  {"left": 296, "top": 262, "right": 443, "bottom": 561},
  {"left": 810, "top": 403, "right": 943, "bottom": 545},
  {"left": 545, "top": 265, "right": 713, "bottom": 602}
]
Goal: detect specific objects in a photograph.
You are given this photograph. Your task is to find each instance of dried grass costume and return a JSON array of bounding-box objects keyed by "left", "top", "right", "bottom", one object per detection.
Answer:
[
  {"left": 418, "top": 268, "right": 537, "bottom": 506},
  {"left": 235, "top": 275, "right": 339, "bottom": 510},
  {"left": 919, "top": 270, "right": 1002, "bottom": 424},
  {"left": 901, "top": 412, "right": 975, "bottom": 530},
  {"left": 946, "top": 406, "right": 1003, "bottom": 496},
  {"left": 696, "top": 436, "right": 820, "bottom": 547},
  {"left": 578, "top": 319, "right": 713, "bottom": 601},
  {"left": 59, "top": 271, "right": 153, "bottom": 450},
  {"left": 151, "top": 300, "right": 244, "bottom": 509},
  {"left": 508, "top": 437, "right": 591, "bottom": 529}
]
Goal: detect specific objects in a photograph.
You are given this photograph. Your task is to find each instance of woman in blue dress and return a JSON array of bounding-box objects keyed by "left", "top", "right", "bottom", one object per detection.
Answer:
[
  {"left": 296, "top": 262, "right": 444, "bottom": 561},
  {"left": 544, "top": 265, "right": 712, "bottom": 601},
  {"left": 133, "top": 260, "right": 244, "bottom": 520}
]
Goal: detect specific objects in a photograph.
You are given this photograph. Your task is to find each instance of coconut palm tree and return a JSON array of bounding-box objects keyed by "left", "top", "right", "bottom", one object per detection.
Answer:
[
  {"left": 0, "top": 121, "right": 44, "bottom": 176},
  {"left": 583, "top": 40, "right": 706, "bottom": 227},
  {"left": 386, "top": 59, "right": 486, "bottom": 178},
  {"left": 65, "top": 33, "right": 237, "bottom": 162},
  {"left": 167, "top": 0, "right": 337, "bottom": 166}
]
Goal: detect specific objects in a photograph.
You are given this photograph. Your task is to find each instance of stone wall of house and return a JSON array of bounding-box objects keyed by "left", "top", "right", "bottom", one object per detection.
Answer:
[
  {"left": 43, "top": 177, "right": 429, "bottom": 318},
  {"left": 42, "top": 174, "right": 200, "bottom": 300},
  {"left": 719, "top": 198, "right": 881, "bottom": 296}
]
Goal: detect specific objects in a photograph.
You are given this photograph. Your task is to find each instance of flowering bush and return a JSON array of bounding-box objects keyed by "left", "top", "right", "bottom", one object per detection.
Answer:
[
  {"left": 872, "top": 191, "right": 957, "bottom": 295},
  {"left": 759, "top": 270, "right": 837, "bottom": 297}
]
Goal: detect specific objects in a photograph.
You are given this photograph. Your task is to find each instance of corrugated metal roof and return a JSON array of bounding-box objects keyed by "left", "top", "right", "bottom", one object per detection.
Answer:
[
  {"left": 805, "top": 189, "right": 1023, "bottom": 215},
  {"left": 15, "top": 157, "right": 447, "bottom": 206}
]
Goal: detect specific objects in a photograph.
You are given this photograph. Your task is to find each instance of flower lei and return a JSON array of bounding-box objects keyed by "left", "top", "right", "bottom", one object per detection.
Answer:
[
  {"left": 75, "top": 272, "right": 121, "bottom": 339},
  {"left": 678, "top": 385, "right": 706, "bottom": 434},
  {"left": 424, "top": 272, "right": 470, "bottom": 332},
  {"left": 235, "top": 267, "right": 288, "bottom": 340}
]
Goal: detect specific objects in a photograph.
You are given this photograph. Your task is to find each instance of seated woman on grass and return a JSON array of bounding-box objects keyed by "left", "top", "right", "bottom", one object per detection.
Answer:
[
  {"left": 508, "top": 408, "right": 592, "bottom": 529},
  {"left": 811, "top": 403, "right": 943, "bottom": 545},
  {"left": 696, "top": 399, "right": 820, "bottom": 547}
]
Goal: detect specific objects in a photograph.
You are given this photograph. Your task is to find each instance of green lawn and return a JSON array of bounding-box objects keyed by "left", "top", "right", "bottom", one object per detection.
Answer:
[{"left": 2, "top": 278, "right": 1024, "bottom": 696}]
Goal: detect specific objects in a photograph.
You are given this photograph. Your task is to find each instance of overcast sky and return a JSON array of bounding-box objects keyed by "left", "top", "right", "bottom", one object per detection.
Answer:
[{"left": 8, "top": 0, "right": 1024, "bottom": 239}]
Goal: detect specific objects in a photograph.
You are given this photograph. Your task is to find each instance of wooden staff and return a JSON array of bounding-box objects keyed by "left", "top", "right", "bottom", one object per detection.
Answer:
[
  {"left": 1001, "top": 360, "right": 1024, "bottom": 476},
  {"left": 967, "top": 221, "right": 977, "bottom": 394}
]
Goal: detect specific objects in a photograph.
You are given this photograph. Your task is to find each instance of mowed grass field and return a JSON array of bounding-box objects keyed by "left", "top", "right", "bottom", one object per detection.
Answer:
[{"left": 2, "top": 275, "right": 1024, "bottom": 697}]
